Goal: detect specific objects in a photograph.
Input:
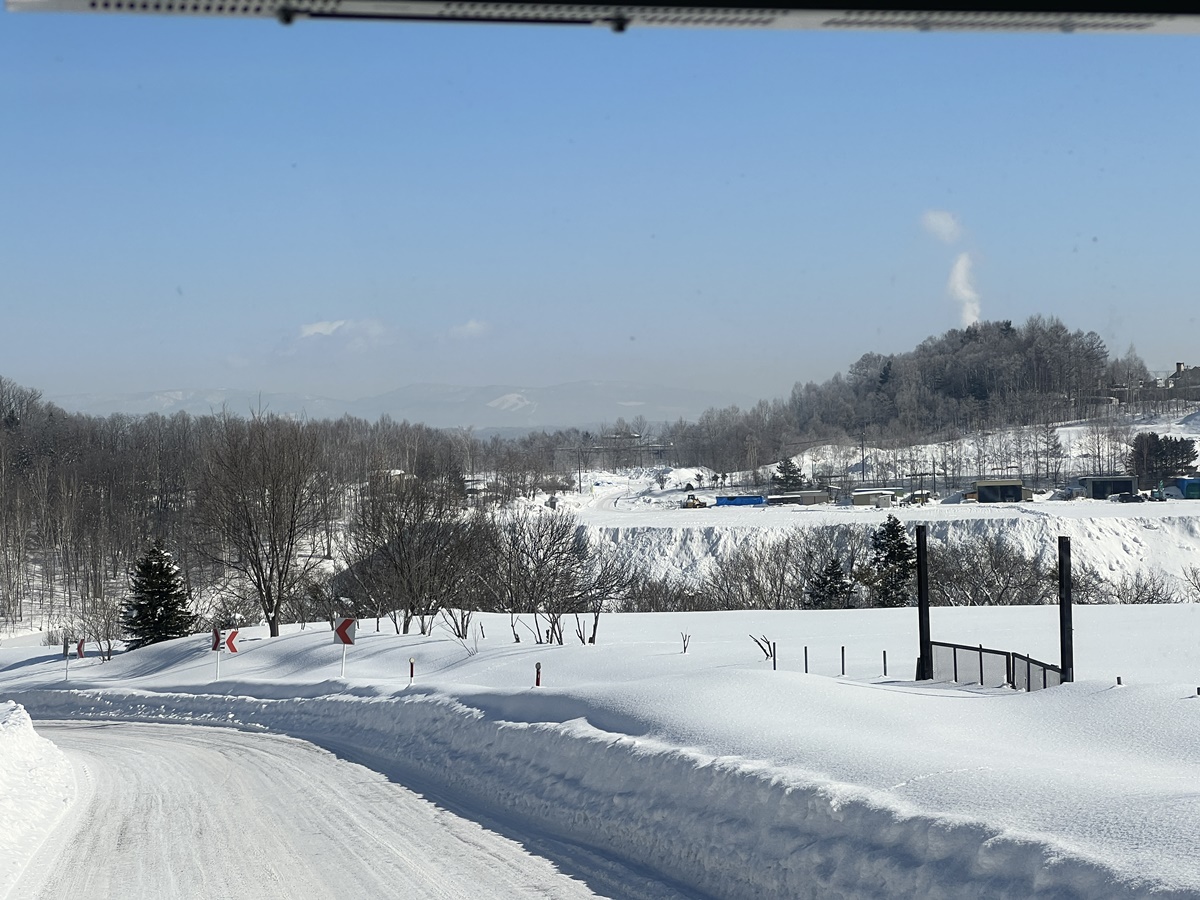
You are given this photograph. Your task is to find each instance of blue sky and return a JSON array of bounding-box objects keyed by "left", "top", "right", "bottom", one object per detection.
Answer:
[{"left": 2, "top": 13, "right": 1199, "bottom": 407}]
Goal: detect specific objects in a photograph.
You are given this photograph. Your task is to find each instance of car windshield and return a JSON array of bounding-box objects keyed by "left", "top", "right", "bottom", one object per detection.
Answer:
[{"left": 4, "top": 8, "right": 1200, "bottom": 899}]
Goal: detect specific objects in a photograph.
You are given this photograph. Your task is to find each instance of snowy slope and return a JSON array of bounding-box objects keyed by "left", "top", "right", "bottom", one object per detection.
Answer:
[
  {"left": 4, "top": 606, "right": 1200, "bottom": 899},
  {"left": 7, "top": 412, "right": 1200, "bottom": 898}
]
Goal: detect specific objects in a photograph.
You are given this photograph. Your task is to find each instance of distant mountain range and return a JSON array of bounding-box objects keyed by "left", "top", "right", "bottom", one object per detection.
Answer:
[{"left": 50, "top": 381, "right": 754, "bottom": 432}]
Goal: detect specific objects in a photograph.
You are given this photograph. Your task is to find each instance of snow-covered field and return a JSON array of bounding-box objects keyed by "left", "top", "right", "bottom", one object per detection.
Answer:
[
  {"left": 4, "top": 600, "right": 1200, "bottom": 898},
  {"left": 6, "top": 413, "right": 1200, "bottom": 898}
]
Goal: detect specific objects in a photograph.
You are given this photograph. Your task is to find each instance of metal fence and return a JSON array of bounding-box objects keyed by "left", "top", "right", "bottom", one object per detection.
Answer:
[
  {"left": 931, "top": 641, "right": 1062, "bottom": 692},
  {"left": 1011, "top": 652, "right": 1064, "bottom": 692}
]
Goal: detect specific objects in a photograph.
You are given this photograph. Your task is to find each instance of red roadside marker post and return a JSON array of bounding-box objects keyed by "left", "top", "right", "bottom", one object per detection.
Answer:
[
  {"left": 212, "top": 628, "right": 238, "bottom": 681},
  {"left": 66, "top": 638, "right": 85, "bottom": 680},
  {"left": 409, "top": 657, "right": 415, "bottom": 686},
  {"left": 334, "top": 617, "right": 356, "bottom": 677}
]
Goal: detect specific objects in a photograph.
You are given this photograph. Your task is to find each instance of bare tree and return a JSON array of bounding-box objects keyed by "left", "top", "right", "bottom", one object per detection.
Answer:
[
  {"left": 698, "top": 526, "right": 874, "bottom": 611},
  {"left": 1180, "top": 565, "right": 1200, "bottom": 604},
  {"left": 572, "top": 540, "right": 635, "bottom": 644},
  {"left": 480, "top": 508, "right": 630, "bottom": 645},
  {"left": 1111, "top": 570, "right": 1179, "bottom": 605},
  {"left": 194, "top": 411, "right": 326, "bottom": 637},
  {"left": 703, "top": 532, "right": 808, "bottom": 610},
  {"left": 72, "top": 590, "right": 123, "bottom": 661},
  {"left": 927, "top": 534, "right": 1055, "bottom": 607},
  {"left": 341, "top": 478, "right": 483, "bottom": 635}
]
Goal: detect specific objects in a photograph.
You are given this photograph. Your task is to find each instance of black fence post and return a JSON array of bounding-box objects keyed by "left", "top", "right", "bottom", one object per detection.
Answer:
[
  {"left": 916, "top": 524, "right": 932, "bottom": 680},
  {"left": 1059, "top": 535, "right": 1074, "bottom": 683}
]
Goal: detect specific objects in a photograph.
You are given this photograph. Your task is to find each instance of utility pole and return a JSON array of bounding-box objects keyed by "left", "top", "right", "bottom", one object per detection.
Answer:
[
  {"left": 916, "top": 524, "right": 932, "bottom": 680},
  {"left": 1059, "top": 535, "right": 1074, "bottom": 683}
]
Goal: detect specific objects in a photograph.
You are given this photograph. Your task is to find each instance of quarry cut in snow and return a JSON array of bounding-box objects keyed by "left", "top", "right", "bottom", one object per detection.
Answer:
[{"left": 562, "top": 475, "right": 1200, "bottom": 586}]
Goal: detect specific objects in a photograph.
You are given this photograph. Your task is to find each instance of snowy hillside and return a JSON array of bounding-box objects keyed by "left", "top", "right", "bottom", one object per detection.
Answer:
[
  {"left": 4, "top": 604, "right": 1200, "bottom": 899},
  {"left": 5, "top": 414, "right": 1200, "bottom": 897}
]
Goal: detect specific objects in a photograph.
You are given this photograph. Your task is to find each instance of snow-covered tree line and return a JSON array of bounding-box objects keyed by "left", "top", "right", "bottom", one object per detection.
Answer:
[{"left": 0, "top": 383, "right": 641, "bottom": 646}]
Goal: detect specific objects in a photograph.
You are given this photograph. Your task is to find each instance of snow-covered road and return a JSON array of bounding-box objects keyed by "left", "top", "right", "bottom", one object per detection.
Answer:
[{"left": 11, "top": 722, "right": 627, "bottom": 900}]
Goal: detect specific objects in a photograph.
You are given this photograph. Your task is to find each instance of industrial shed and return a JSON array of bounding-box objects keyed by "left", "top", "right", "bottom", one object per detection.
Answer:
[
  {"left": 1177, "top": 477, "right": 1200, "bottom": 499},
  {"left": 715, "top": 495, "right": 766, "bottom": 507},
  {"left": 851, "top": 488, "right": 901, "bottom": 507},
  {"left": 1079, "top": 476, "right": 1138, "bottom": 500},
  {"left": 968, "top": 479, "right": 1031, "bottom": 503},
  {"left": 767, "top": 490, "right": 832, "bottom": 506}
]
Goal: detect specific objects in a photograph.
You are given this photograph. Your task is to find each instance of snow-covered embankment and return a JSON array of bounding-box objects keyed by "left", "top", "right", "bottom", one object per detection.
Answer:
[
  {"left": 10, "top": 687, "right": 1183, "bottom": 900},
  {"left": 0, "top": 702, "right": 74, "bottom": 897}
]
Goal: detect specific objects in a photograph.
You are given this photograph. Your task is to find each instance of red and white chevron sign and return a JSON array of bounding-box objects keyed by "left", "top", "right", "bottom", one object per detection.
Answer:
[
  {"left": 334, "top": 618, "right": 356, "bottom": 645},
  {"left": 225, "top": 629, "right": 239, "bottom": 653}
]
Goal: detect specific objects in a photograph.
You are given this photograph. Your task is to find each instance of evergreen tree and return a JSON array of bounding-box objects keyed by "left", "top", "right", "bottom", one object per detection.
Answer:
[
  {"left": 868, "top": 514, "right": 916, "bottom": 608},
  {"left": 771, "top": 457, "right": 806, "bottom": 492},
  {"left": 807, "top": 554, "right": 854, "bottom": 610},
  {"left": 122, "top": 541, "right": 196, "bottom": 650},
  {"left": 1128, "top": 432, "right": 1197, "bottom": 488}
]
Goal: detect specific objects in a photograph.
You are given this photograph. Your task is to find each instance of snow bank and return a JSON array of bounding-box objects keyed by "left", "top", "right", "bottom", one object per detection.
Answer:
[
  {"left": 0, "top": 702, "right": 74, "bottom": 899},
  {"left": 7, "top": 680, "right": 1196, "bottom": 900}
]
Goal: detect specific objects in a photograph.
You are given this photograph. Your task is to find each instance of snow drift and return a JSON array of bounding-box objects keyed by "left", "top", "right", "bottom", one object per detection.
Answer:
[{"left": 0, "top": 702, "right": 73, "bottom": 898}]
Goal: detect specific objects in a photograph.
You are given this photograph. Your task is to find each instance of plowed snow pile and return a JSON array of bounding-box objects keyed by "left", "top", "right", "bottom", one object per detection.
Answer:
[{"left": 0, "top": 701, "right": 73, "bottom": 897}]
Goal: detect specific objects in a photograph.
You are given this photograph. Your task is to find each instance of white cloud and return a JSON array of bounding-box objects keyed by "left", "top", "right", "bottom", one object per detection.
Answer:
[
  {"left": 450, "top": 319, "right": 490, "bottom": 340},
  {"left": 921, "top": 210, "right": 963, "bottom": 244},
  {"left": 300, "top": 320, "right": 347, "bottom": 339},
  {"left": 287, "top": 319, "right": 390, "bottom": 356},
  {"left": 947, "top": 252, "right": 981, "bottom": 326}
]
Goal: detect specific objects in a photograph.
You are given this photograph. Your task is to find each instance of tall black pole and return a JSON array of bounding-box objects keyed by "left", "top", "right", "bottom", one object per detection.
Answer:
[
  {"left": 1058, "top": 535, "right": 1074, "bottom": 683},
  {"left": 916, "top": 524, "right": 932, "bottom": 680}
]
